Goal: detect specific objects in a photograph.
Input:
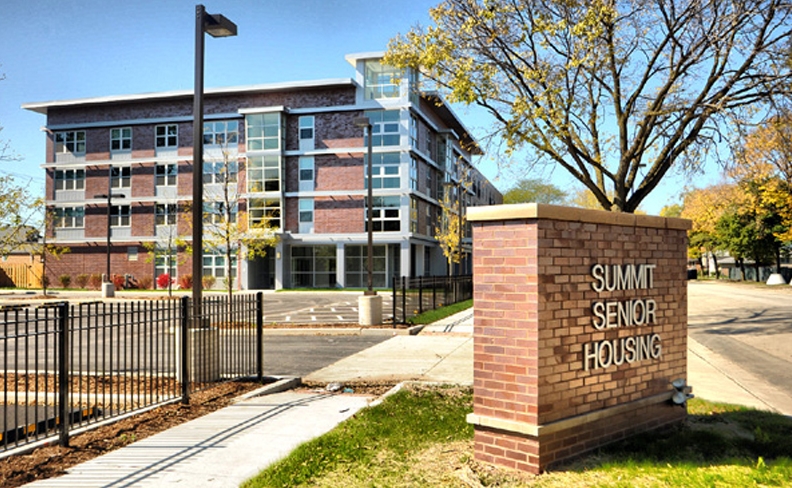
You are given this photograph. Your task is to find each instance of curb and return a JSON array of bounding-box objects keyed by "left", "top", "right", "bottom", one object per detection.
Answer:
[
  {"left": 234, "top": 377, "right": 302, "bottom": 402},
  {"left": 262, "top": 325, "right": 424, "bottom": 336}
]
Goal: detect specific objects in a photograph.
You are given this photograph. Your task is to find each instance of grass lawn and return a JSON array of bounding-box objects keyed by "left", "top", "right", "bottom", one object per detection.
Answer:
[
  {"left": 408, "top": 299, "right": 472, "bottom": 325},
  {"left": 244, "top": 385, "right": 792, "bottom": 487}
]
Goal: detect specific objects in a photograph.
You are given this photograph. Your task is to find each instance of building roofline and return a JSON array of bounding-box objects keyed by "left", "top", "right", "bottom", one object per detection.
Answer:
[
  {"left": 344, "top": 51, "right": 387, "bottom": 66},
  {"left": 422, "top": 91, "right": 483, "bottom": 156},
  {"left": 22, "top": 78, "right": 357, "bottom": 115}
]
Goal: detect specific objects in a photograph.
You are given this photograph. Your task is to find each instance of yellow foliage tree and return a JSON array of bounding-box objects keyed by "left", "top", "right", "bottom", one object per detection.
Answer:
[{"left": 386, "top": 0, "right": 792, "bottom": 213}]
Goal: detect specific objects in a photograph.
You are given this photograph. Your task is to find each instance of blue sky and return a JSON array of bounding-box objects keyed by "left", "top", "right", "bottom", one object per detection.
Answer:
[{"left": 0, "top": 0, "right": 698, "bottom": 214}]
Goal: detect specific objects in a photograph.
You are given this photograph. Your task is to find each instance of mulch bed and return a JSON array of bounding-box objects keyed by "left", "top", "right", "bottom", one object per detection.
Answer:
[{"left": 0, "top": 380, "right": 265, "bottom": 488}]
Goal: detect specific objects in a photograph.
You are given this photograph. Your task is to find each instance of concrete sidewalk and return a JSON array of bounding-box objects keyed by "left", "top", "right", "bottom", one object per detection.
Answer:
[{"left": 21, "top": 307, "right": 792, "bottom": 487}]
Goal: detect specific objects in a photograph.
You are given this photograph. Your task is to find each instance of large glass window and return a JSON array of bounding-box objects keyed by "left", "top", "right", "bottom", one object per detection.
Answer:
[
  {"left": 247, "top": 155, "right": 280, "bottom": 192},
  {"left": 110, "top": 205, "right": 131, "bottom": 227},
  {"left": 410, "top": 157, "right": 418, "bottom": 191},
  {"left": 364, "top": 152, "right": 401, "bottom": 189},
  {"left": 291, "top": 246, "right": 336, "bottom": 288},
  {"left": 410, "top": 198, "right": 418, "bottom": 233},
  {"left": 204, "top": 120, "right": 239, "bottom": 147},
  {"left": 155, "top": 124, "right": 178, "bottom": 148},
  {"left": 111, "top": 167, "right": 131, "bottom": 189},
  {"left": 54, "top": 207, "right": 84, "bottom": 228},
  {"left": 54, "top": 131, "right": 86, "bottom": 155},
  {"left": 368, "top": 196, "right": 401, "bottom": 232},
  {"left": 245, "top": 113, "right": 279, "bottom": 151},
  {"left": 155, "top": 204, "right": 177, "bottom": 226},
  {"left": 248, "top": 198, "right": 281, "bottom": 229},
  {"left": 364, "top": 60, "right": 400, "bottom": 99},
  {"left": 364, "top": 110, "right": 400, "bottom": 147},
  {"left": 156, "top": 163, "right": 177, "bottom": 186},
  {"left": 110, "top": 127, "right": 132, "bottom": 152},
  {"left": 345, "top": 245, "right": 387, "bottom": 288},
  {"left": 54, "top": 169, "right": 85, "bottom": 191},
  {"left": 204, "top": 160, "right": 238, "bottom": 184}
]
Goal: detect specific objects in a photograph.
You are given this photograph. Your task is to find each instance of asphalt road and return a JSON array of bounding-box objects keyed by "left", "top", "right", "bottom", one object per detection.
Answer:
[
  {"left": 262, "top": 334, "right": 390, "bottom": 378},
  {"left": 688, "top": 280, "right": 792, "bottom": 398}
]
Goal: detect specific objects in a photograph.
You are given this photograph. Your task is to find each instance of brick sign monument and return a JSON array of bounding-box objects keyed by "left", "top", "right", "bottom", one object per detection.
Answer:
[{"left": 466, "top": 203, "right": 691, "bottom": 474}]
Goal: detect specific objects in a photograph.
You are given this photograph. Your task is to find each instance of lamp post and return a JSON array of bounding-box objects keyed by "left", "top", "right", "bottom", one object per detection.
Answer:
[
  {"left": 94, "top": 187, "right": 125, "bottom": 297},
  {"left": 353, "top": 116, "right": 382, "bottom": 326},
  {"left": 353, "top": 116, "right": 375, "bottom": 295},
  {"left": 192, "top": 4, "right": 237, "bottom": 321}
]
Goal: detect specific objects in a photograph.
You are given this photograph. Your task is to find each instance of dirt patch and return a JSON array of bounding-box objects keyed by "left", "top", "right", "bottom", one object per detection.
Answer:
[{"left": 0, "top": 381, "right": 265, "bottom": 488}]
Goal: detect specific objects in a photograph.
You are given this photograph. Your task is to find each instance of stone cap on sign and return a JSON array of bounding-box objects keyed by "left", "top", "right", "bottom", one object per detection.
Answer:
[{"left": 467, "top": 203, "right": 692, "bottom": 230}]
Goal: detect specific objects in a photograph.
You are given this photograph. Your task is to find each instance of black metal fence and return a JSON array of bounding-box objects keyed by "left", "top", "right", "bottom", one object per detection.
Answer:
[
  {"left": 391, "top": 275, "right": 473, "bottom": 325},
  {"left": 0, "top": 293, "right": 263, "bottom": 454}
]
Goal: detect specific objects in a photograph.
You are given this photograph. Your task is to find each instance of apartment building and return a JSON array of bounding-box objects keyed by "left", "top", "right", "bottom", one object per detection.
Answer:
[{"left": 23, "top": 52, "right": 502, "bottom": 290}]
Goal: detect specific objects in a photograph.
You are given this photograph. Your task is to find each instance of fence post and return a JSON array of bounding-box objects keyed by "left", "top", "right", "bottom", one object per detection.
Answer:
[
  {"left": 392, "top": 276, "right": 397, "bottom": 328},
  {"left": 180, "top": 296, "right": 190, "bottom": 404},
  {"left": 418, "top": 276, "right": 423, "bottom": 314},
  {"left": 256, "top": 291, "right": 263, "bottom": 383},
  {"left": 56, "top": 301, "right": 69, "bottom": 447},
  {"left": 401, "top": 276, "right": 407, "bottom": 324}
]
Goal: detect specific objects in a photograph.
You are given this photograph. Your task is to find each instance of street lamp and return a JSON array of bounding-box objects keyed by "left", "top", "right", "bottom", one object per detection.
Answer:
[
  {"left": 192, "top": 4, "right": 237, "bottom": 319},
  {"left": 353, "top": 116, "right": 375, "bottom": 295},
  {"left": 93, "top": 188, "right": 125, "bottom": 296}
]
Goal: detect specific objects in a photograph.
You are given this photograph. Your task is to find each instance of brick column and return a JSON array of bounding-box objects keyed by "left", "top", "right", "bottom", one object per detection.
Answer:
[{"left": 467, "top": 204, "right": 691, "bottom": 474}]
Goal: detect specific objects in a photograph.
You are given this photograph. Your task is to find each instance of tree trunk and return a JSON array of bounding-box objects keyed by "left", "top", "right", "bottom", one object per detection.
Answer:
[
  {"left": 711, "top": 253, "right": 719, "bottom": 280},
  {"left": 738, "top": 259, "right": 746, "bottom": 281}
]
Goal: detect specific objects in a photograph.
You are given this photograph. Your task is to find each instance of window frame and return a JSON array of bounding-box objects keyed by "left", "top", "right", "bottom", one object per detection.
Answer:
[
  {"left": 111, "top": 166, "right": 131, "bottom": 189},
  {"left": 369, "top": 196, "right": 401, "bottom": 232},
  {"left": 54, "top": 169, "right": 85, "bottom": 191},
  {"left": 246, "top": 155, "right": 279, "bottom": 192},
  {"left": 203, "top": 160, "right": 238, "bottom": 185},
  {"left": 54, "top": 131, "right": 86, "bottom": 155},
  {"left": 109, "top": 205, "right": 131, "bottom": 228},
  {"left": 248, "top": 198, "right": 281, "bottom": 230},
  {"left": 110, "top": 127, "right": 132, "bottom": 152},
  {"left": 155, "top": 203, "right": 177, "bottom": 226},
  {"left": 203, "top": 120, "right": 239, "bottom": 147},
  {"left": 364, "top": 110, "right": 400, "bottom": 147},
  {"left": 245, "top": 113, "right": 279, "bottom": 151},
  {"left": 155, "top": 163, "right": 177, "bottom": 187},
  {"left": 54, "top": 206, "right": 85, "bottom": 228},
  {"left": 155, "top": 124, "right": 178, "bottom": 148}
]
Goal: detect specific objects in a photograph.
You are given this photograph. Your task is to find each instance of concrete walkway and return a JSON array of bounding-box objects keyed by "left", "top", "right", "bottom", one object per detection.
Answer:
[
  {"left": 20, "top": 306, "right": 792, "bottom": 487},
  {"left": 24, "top": 387, "right": 371, "bottom": 488}
]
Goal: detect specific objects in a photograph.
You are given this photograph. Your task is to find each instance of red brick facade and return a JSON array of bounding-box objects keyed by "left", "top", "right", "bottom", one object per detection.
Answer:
[{"left": 468, "top": 204, "right": 691, "bottom": 474}]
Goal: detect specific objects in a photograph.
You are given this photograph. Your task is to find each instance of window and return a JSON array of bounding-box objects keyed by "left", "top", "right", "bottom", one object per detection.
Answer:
[
  {"left": 299, "top": 116, "right": 314, "bottom": 140},
  {"left": 299, "top": 198, "right": 314, "bottom": 223},
  {"left": 203, "top": 251, "right": 237, "bottom": 280},
  {"left": 246, "top": 155, "right": 279, "bottom": 192},
  {"left": 156, "top": 163, "right": 177, "bottom": 186},
  {"left": 426, "top": 205, "right": 433, "bottom": 236},
  {"left": 299, "top": 156, "right": 314, "bottom": 191},
  {"left": 409, "top": 157, "right": 418, "bottom": 191},
  {"left": 368, "top": 196, "right": 401, "bottom": 232},
  {"left": 410, "top": 115, "right": 418, "bottom": 148},
  {"left": 364, "top": 110, "right": 400, "bottom": 146},
  {"left": 110, "top": 205, "right": 130, "bottom": 227},
  {"left": 54, "top": 131, "right": 86, "bottom": 155},
  {"left": 249, "top": 198, "right": 281, "bottom": 229},
  {"left": 155, "top": 124, "right": 178, "bottom": 148},
  {"left": 204, "top": 120, "right": 239, "bottom": 147},
  {"left": 110, "top": 127, "right": 132, "bottom": 152},
  {"left": 426, "top": 167, "right": 434, "bottom": 199},
  {"left": 203, "top": 160, "right": 238, "bottom": 184},
  {"left": 410, "top": 198, "right": 418, "bottom": 233},
  {"left": 154, "top": 250, "right": 177, "bottom": 280},
  {"left": 245, "top": 114, "right": 279, "bottom": 150},
  {"left": 155, "top": 204, "right": 177, "bottom": 226},
  {"left": 345, "top": 245, "right": 387, "bottom": 288},
  {"left": 203, "top": 202, "right": 237, "bottom": 225},
  {"left": 54, "top": 207, "right": 84, "bottom": 228},
  {"left": 364, "top": 60, "right": 400, "bottom": 99},
  {"left": 291, "top": 246, "right": 336, "bottom": 288},
  {"left": 111, "top": 166, "right": 131, "bottom": 189},
  {"left": 54, "top": 169, "right": 85, "bottom": 190},
  {"left": 364, "top": 152, "right": 401, "bottom": 189}
]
